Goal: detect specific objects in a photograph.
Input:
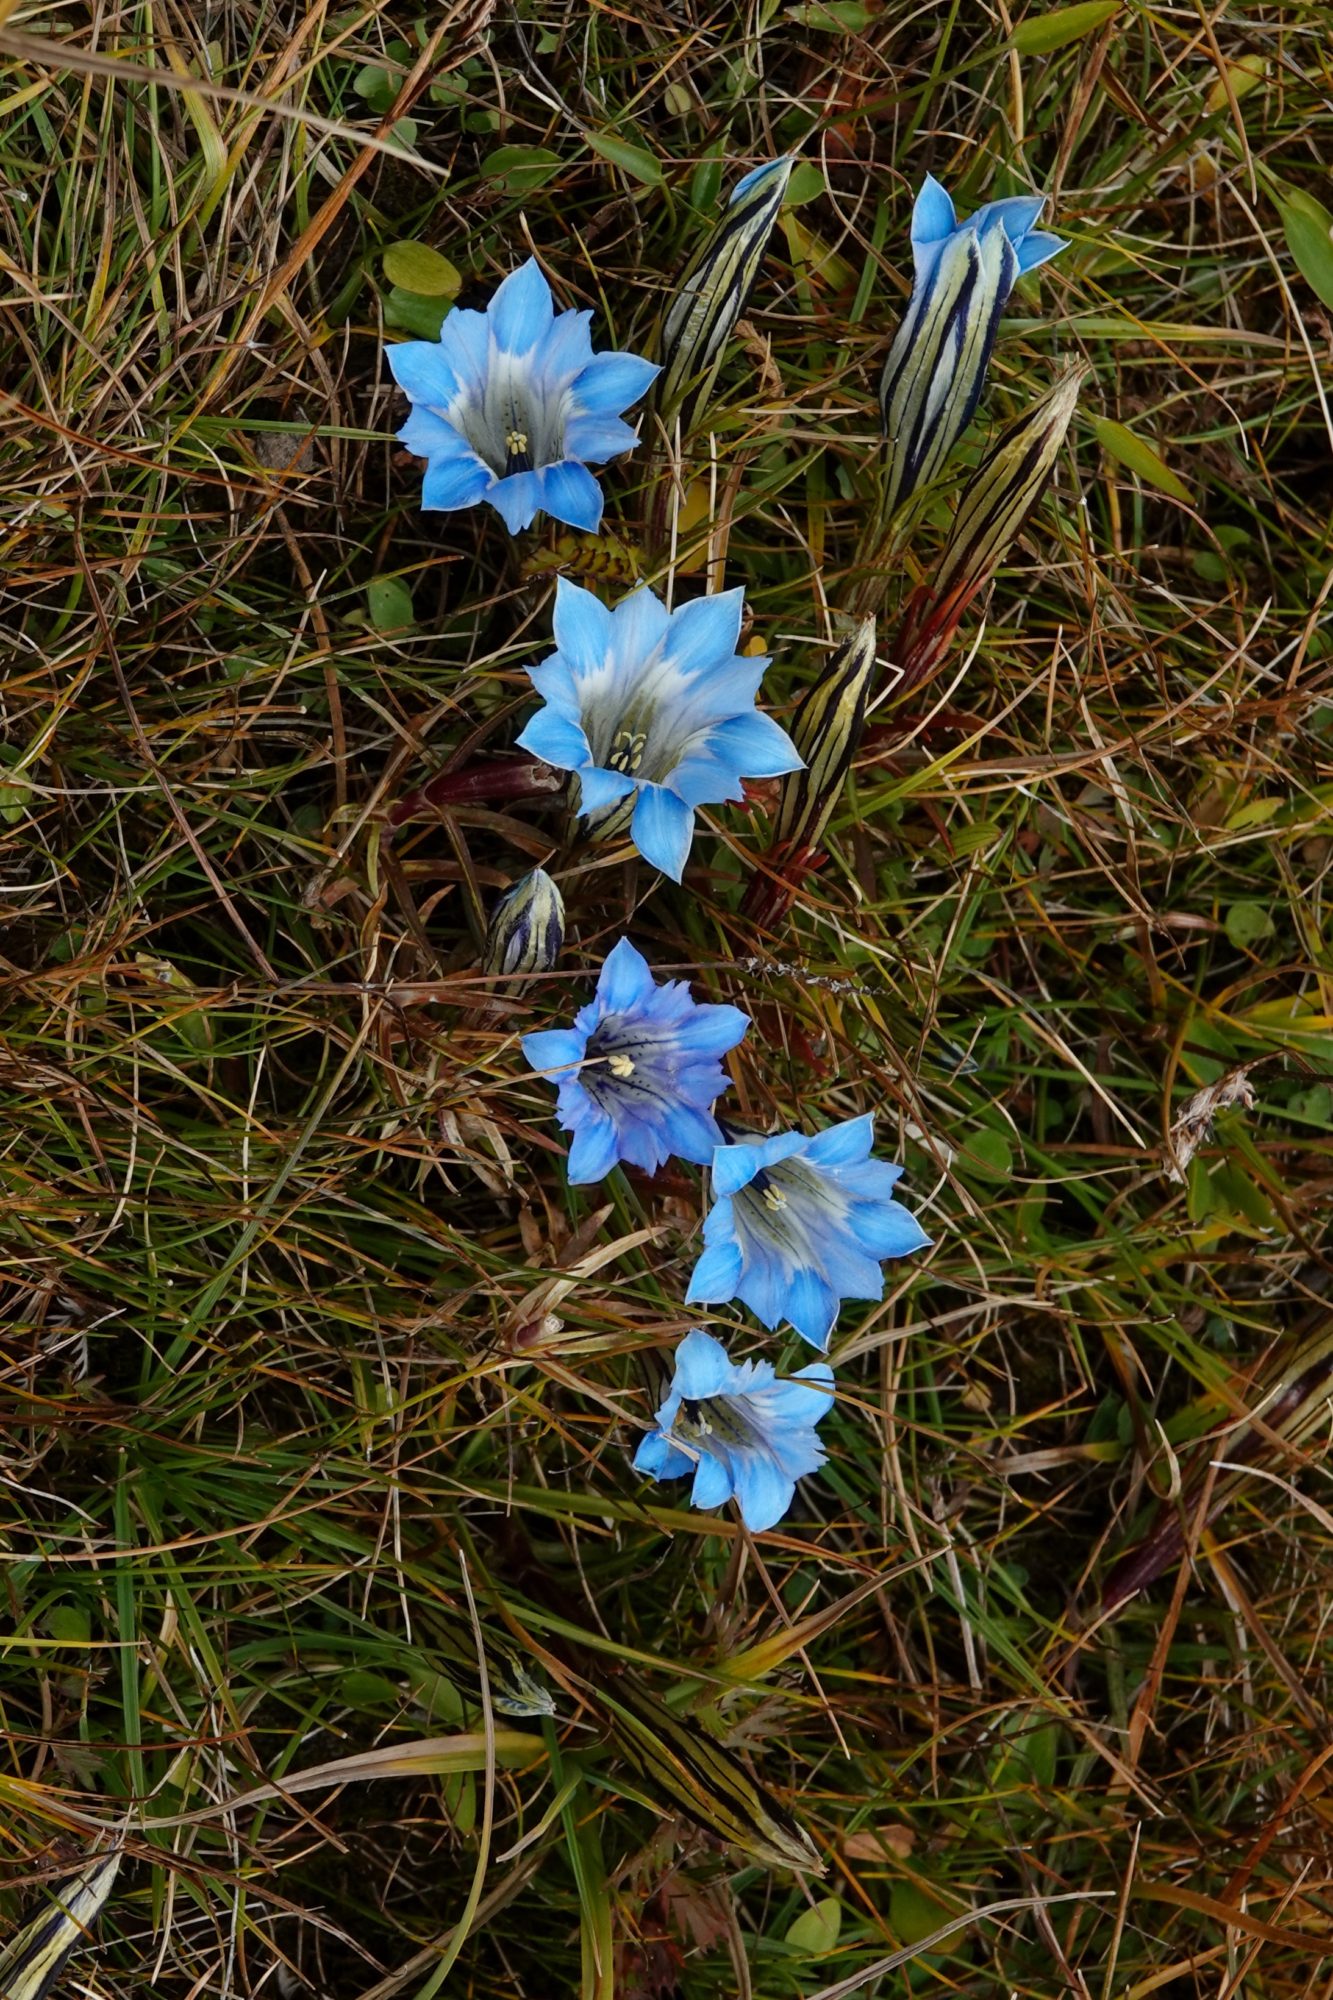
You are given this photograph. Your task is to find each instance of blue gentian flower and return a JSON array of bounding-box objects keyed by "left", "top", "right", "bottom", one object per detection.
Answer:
[
  {"left": 632, "top": 1328, "right": 835, "bottom": 1533},
  {"left": 386, "top": 258, "right": 659, "bottom": 534},
  {"left": 686, "top": 1114, "right": 930, "bottom": 1350},
  {"left": 521, "top": 937, "right": 748, "bottom": 1183},
  {"left": 878, "top": 175, "right": 1066, "bottom": 521},
  {"left": 515, "top": 577, "right": 802, "bottom": 882}
]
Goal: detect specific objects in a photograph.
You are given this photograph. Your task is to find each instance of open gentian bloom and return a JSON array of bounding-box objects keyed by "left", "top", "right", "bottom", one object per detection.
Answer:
[
  {"left": 521, "top": 937, "right": 748, "bottom": 1183},
  {"left": 686, "top": 1114, "right": 930, "bottom": 1350},
  {"left": 387, "top": 258, "right": 659, "bottom": 534},
  {"left": 878, "top": 175, "right": 1065, "bottom": 522},
  {"left": 515, "top": 577, "right": 802, "bottom": 881},
  {"left": 632, "top": 1329, "right": 834, "bottom": 1533}
]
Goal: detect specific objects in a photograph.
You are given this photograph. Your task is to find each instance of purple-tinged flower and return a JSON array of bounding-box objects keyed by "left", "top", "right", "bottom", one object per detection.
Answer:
[
  {"left": 878, "top": 176, "right": 1066, "bottom": 521},
  {"left": 687, "top": 1114, "right": 930, "bottom": 1350},
  {"left": 386, "top": 258, "right": 658, "bottom": 534},
  {"left": 632, "top": 1329, "right": 834, "bottom": 1532},
  {"left": 515, "top": 577, "right": 802, "bottom": 882},
  {"left": 521, "top": 937, "right": 748, "bottom": 1183}
]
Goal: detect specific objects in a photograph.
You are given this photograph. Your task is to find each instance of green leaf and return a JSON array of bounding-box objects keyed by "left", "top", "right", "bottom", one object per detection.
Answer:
[
  {"left": 1010, "top": 1, "right": 1120, "bottom": 53},
  {"left": 965, "top": 1128, "right": 1013, "bottom": 1180},
  {"left": 788, "top": 0, "right": 874, "bottom": 27},
  {"left": 368, "top": 576, "right": 415, "bottom": 632},
  {"left": 785, "top": 161, "right": 826, "bottom": 206},
  {"left": 46, "top": 1604, "right": 92, "bottom": 1646},
  {"left": 384, "top": 289, "right": 451, "bottom": 339},
  {"left": 1089, "top": 415, "right": 1191, "bottom": 502},
  {"left": 586, "top": 133, "right": 664, "bottom": 186},
  {"left": 784, "top": 1897, "right": 843, "bottom": 1955},
  {"left": 1288, "top": 1083, "right": 1333, "bottom": 1125},
  {"left": 1274, "top": 183, "right": 1333, "bottom": 312},
  {"left": 382, "top": 241, "right": 461, "bottom": 296},
  {"left": 1225, "top": 900, "right": 1275, "bottom": 950},
  {"left": 889, "top": 1879, "right": 957, "bottom": 1947},
  {"left": 483, "top": 145, "right": 563, "bottom": 192}
]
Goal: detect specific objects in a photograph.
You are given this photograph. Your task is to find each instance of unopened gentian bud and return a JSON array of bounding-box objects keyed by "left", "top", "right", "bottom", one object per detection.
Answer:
[
  {"left": 656, "top": 157, "right": 793, "bottom": 434},
  {"left": 482, "top": 867, "right": 564, "bottom": 977},
  {"left": 878, "top": 176, "right": 1065, "bottom": 524},
  {"left": 892, "top": 367, "right": 1083, "bottom": 697},
  {"left": 931, "top": 365, "right": 1083, "bottom": 600},
  {"left": 772, "top": 616, "right": 878, "bottom": 856}
]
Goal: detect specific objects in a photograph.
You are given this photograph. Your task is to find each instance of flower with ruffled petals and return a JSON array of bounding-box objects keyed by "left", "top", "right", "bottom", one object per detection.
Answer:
[
  {"left": 878, "top": 176, "right": 1066, "bottom": 521},
  {"left": 386, "top": 258, "right": 659, "bottom": 533},
  {"left": 686, "top": 1114, "right": 930, "bottom": 1350},
  {"left": 633, "top": 1328, "right": 834, "bottom": 1532},
  {"left": 515, "top": 577, "right": 802, "bottom": 881},
  {"left": 521, "top": 937, "right": 748, "bottom": 1183}
]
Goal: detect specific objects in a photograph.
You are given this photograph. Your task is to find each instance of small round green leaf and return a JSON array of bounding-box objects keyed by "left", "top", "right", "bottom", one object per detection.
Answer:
[
  {"left": 1010, "top": 1, "right": 1120, "bottom": 53},
  {"left": 368, "top": 576, "right": 415, "bottom": 633},
  {"left": 1089, "top": 415, "right": 1191, "bottom": 503},
  {"left": 784, "top": 1896, "right": 842, "bottom": 1955},
  {"left": 1275, "top": 183, "right": 1333, "bottom": 312},
  {"left": 1225, "top": 901, "right": 1275, "bottom": 950},
  {"left": 483, "top": 145, "right": 563, "bottom": 192},
  {"left": 965, "top": 1128, "right": 1014, "bottom": 1181},
  {"left": 382, "top": 242, "right": 461, "bottom": 296}
]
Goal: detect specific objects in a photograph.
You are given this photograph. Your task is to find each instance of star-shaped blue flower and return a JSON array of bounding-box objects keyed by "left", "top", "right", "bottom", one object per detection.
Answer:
[
  {"left": 632, "top": 1328, "right": 835, "bottom": 1533},
  {"left": 521, "top": 937, "right": 748, "bottom": 1184},
  {"left": 686, "top": 1114, "right": 930, "bottom": 1350},
  {"left": 386, "top": 258, "right": 659, "bottom": 534},
  {"left": 515, "top": 577, "right": 802, "bottom": 882},
  {"left": 908, "top": 173, "right": 1065, "bottom": 291}
]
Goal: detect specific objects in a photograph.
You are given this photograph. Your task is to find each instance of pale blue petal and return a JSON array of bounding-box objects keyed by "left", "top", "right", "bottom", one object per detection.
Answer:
[
  {"left": 536, "top": 307, "right": 596, "bottom": 383},
  {"left": 487, "top": 470, "right": 544, "bottom": 533},
  {"left": 490, "top": 257, "right": 555, "bottom": 353},
  {"left": 515, "top": 705, "right": 590, "bottom": 771},
  {"left": 563, "top": 412, "right": 641, "bottom": 463},
  {"left": 667, "top": 750, "right": 747, "bottom": 810},
  {"left": 851, "top": 1203, "right": 932, "bottom": 1260},
  {"left": 731, "top": 1455, "right": 793, "bottom": 1533},
  {"left": 685, "top": 1233, "right": 744, "bottom": 1303},
  {"left": 596, "top": 936, "right": 655, "bottom": 1012},
  {"left": 554, "top": 576, "right": 614, "bottom": 673},
  {"left": 422, "top": 455, "right": 493, "bottom": 511},
  {"left": 663, "top": 588, "right": 745, "bottom": 677},
  {"left": 705, "top": 710, "right": 802, "bottom": 778},
  {"left": 671, "top": 1002, "right": 748, "bottom": 1057},
  {"left": 387, "top": 340, "right": 460, "bottom": 406},
  {"left": 660, "top": 1100, "right": 725, "bottom": 1165},
  {"left": 738, "top": 1253, "right": 791, "bottom": 1331},
  {"left": 785, "top": 1268, "right": 840, "bottom": 1350},
  {"left": 436, "top": 307, "right": 490, "bottom": 390},
  {"left": 521, "top": 1029, "right": 585, "bottom": 1074},
  {"left": 575, "top": 765, "right": 637, "bottom": 815},
  {"left": 761, "top": 1362, "right": 836, "bottom": 1426},
  {"left": 610, "top": 586, "right": 671, "bottom": 668},
  {"left": 712, "top": 1133, "right": 804, "bottom": 1195},
  {"left": 526, "top": 655, "right": 582, "bottom": 712},
  {"left": 690, "top": 1452, "right": 735, "bottom": 1511},
  {"left": 804, "top": 1114, "right": 876, "bottom": 1170},
  {"left": 1015, "top": 228, "right": 1066, "bottom": 274},
  {"left": 910, "top": 173, "right": 958, "bottom": 278},
  {"left": 633, "top": 1431, "right": 693, "bottom": 1480},
  {"left": 566, "top": 1110, "right": 621, "bottom": 1183},
  {"left": 534, "top": 459, "right": 604, "bottom": 532},
  {"left": 974, "top": 194, "right": 1045, "bottom": 249},
  {"left": 731, "top": 157, "right": 792, "bottom": 202},
  {"left": 631, "top": 786, "right": 694, "bottom": 880},
  {"left": 835, "top": 1157, "right": 907, "bottom": 1203},
  {"left": 673, "top": 1329, "right": 735, "bottom": 1400},
  {"left": 572, "top": 349, "right": 660, "bottom": 414},
  {"left": 398, "top": 408, "right": 469, "bottom": 459}
]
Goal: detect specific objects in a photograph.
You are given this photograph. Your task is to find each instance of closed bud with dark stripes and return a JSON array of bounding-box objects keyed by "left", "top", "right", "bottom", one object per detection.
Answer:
[
  {"left": 772, "top": 616, "right": 878, "bottom": 856},
  {"left": 0, "top": 1848, "right": 121, "bottom": 2000},
  {"left": 877, "top": 176, "right": 1065, "bottom": 526},
  {"left": 656, "top": 157, "right": 793, "bottom": 434},
  {"left": 890, "top": 368, "right": 1082, "bottom": 699},
  {"left": 482, "top": 867, "right": 564, "bottom": 978},
  {"left": 931, "top": 366, "right": 1083, "bottom": 599}
]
